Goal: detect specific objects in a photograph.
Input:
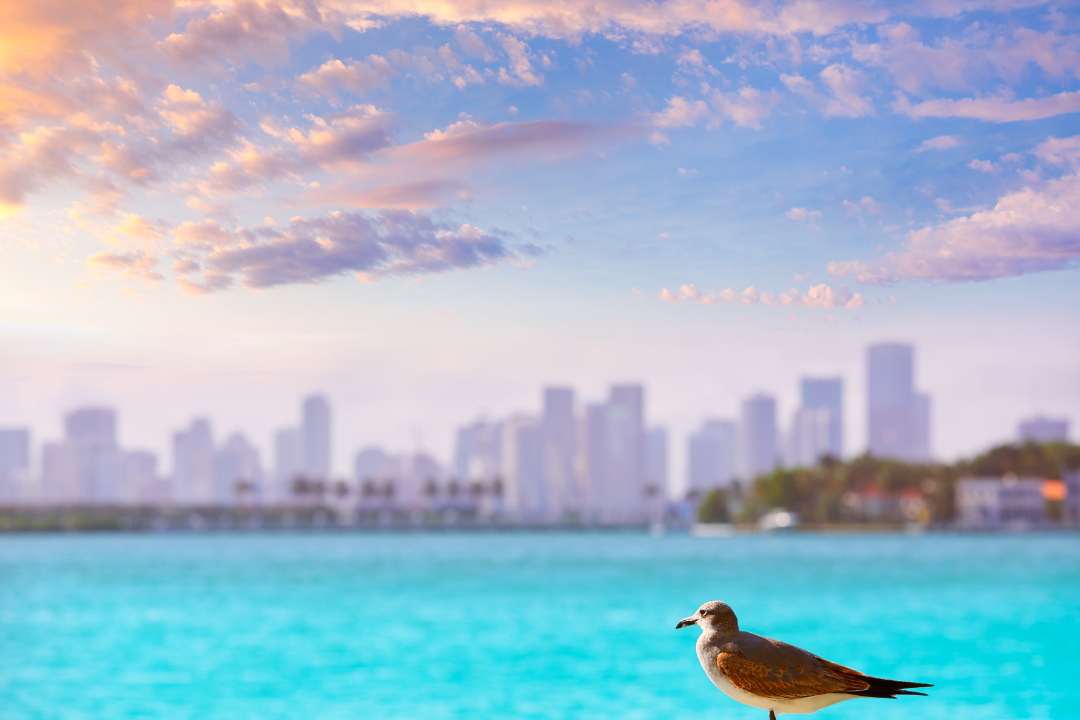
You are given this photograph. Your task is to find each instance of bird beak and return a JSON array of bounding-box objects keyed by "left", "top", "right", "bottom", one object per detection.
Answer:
[{"left": 676, "top": 616, "right": 698, "bottom": 629}]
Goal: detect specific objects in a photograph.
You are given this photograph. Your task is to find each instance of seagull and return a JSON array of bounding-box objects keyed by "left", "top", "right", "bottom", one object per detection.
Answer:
[{"left": 676, "top": 601, "right": 932, "bottom": 720}]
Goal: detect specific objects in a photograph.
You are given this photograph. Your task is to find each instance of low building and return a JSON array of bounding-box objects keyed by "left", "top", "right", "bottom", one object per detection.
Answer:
[
  {"left": 1064, "top": 470, "right": 1080, "bottom": 526},
  {"left": 956, "top": 475, "right": 1045, "bottom": 529}
]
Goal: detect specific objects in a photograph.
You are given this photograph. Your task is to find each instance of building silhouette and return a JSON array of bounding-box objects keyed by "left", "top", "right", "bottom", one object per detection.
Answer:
[
  {"left": 302, "top": 395, "right": 331, "bottom": 481},
  {"left": 1018, "top": 416, "right": 1069, "bottom": 444},
  {"left": 867, "top": 343, "right": 931, "bottom": 461},
  {"left": 740, "top": 394, "right": 777, "bottom": 479},
  {"left": 688, "top": 419, "right": 736, "bottom": 496}
]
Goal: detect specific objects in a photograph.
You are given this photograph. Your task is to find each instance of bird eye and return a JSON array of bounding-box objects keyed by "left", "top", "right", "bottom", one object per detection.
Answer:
[{"left": 700, "top": 609, "right": 710, "bottom": 616}]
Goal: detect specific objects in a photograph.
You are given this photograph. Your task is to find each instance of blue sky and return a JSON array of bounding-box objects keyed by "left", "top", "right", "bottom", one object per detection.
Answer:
[{"left": 1, "top": 0, "right": 1078, "bottom": 480}]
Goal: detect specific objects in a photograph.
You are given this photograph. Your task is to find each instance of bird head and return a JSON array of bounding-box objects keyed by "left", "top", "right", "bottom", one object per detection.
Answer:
[{"left": 676, "top": 601, "right": 739, "bottom": 636}]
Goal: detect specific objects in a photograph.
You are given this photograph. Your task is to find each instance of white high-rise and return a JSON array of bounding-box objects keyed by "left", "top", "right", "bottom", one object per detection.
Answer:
[
  {"left": 801, "top": 378, "right": 843, "bottom": 459},
  {"left": 500, "top": 415, "right": 545, "bottom": 518},
  {"left": 688, "top": 419, "right": 736, "bottom": 495},
  {"left": 542, "top": 387, "right": 577, "bottom": 518},
  {"left": 302, "top": 395, "right": 331, "bottom": 481},
  {"left": 645, "top": 427, "right": 668, "bottom": 498},
  {"left": 867, "top": 343, "right": 931, "bottom": 461},
  {"left": 214, "top": 433, "right": 262, "bottom": 505},
  {"left": 606, "top": 385, "right": 647, "bottom": 521},
  {"left": 173, "top": 419, "right": 215, "bottom": 505},
  {"left": 739, "top": 395, "right": 777, "bottom": 480},
  {"left": 0, "top": 429, "right": 30, "bottom": 504}
]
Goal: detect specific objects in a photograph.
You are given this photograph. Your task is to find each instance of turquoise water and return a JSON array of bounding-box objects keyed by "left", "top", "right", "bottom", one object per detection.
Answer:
[{"left": 1, "top": 533, "right": 1077, "bottom": 720}]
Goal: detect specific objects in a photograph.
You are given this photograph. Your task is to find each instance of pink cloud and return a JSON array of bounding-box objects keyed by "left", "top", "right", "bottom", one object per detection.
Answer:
[
  {"left": 895, "top": 89, "right": 1080, "bottom": 122},
  {"left": 170, "top": 210, "right": 514, "bottom": 291},
  {"left": 298, "top": 56, "right": 397, "bottom": 98},
  {"left": 655, "top": 282, "right": 865, "bottom": 308},
  {"left": 829, "top": 136, "right": 1080, "bottom": 283}
]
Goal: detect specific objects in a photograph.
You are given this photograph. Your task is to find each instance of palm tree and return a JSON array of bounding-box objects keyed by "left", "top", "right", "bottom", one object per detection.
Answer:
[{"left": 291, "top": 475, "right": 309, "bottom": 505}]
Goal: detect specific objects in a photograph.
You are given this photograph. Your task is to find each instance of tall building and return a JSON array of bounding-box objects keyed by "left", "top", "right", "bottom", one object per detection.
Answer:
[
  {"left": 0, "top": 429, "right": 30, "bottom": 503},
  {"left": 788, "top": 407, "right": 832, "bottom": 468},
  {"left": 607, "top": 384, "right": 646, "bottom": 521},
  {"left": 867, "top": 343, "right": 931, "bottom": 461},
  {"left": 688, "top": 419, "right": 736, "bottom": 495},
  {"left": 173, "top": 419, "right": 214, "bottom": 505},
  {"left": 42, "top": 441, "right": 80, "bottom": 504},
  {"left": 214, "top": 433, "right": 262, "bottom": 505},
  {"left": 274, "top": 427, "right": 304, "bottom": 502},
  {"left": 64, "top": 407, "right": 123, "bottom": 504},
  {"left": 645, "top": 427, "right": 668, "bottom": 498},
  {"left": 740, "top": 395, "right": 777, "bottom": 479},
  {"left": 801, "top": 378, "right": 843, "bottom": 458},
  {"left": 583, "top": 403, "right": 609, "bottom": 519},
  {"left": 302, "top": 395, "right": 331, "bottom": 480},
  {"left": 454, "top": 419, "right": 502, "bottom": 481},
  {"left": 123, "top": 451, "right": 167, "bottom": 505},
  {"left": 501, "top": 415, "right": 545, "bottom": 518},
  {"left": 542, "top": 387, "right": 578, "bottom": 517},
  {"left": 1018, "top": 416, "right": 1070, "bottom": 443}
]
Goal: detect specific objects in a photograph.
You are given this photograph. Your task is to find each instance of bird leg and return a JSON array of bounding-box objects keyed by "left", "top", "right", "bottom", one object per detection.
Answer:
[{"left": 769, "top": 712, "right": 776, "bottom": 720}]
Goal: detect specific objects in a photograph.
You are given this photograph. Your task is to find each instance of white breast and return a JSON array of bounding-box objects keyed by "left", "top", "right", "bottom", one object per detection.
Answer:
[{"left": 695, "top": 636, "right": 855, "bottom": 715}]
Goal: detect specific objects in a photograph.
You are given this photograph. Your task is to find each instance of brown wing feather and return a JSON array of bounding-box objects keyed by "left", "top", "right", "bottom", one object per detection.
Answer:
[{"left": 718, "top": 651, "right": 871, "bottom": 699}]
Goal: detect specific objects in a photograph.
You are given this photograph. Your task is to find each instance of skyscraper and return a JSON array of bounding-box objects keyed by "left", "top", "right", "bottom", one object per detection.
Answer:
[
  {"left": 274, "top": 427, "right": 304, "bottom": 502},
  {"left": 302, "top": 395, "right": 331, "bottom": 480},
  {"left": 0, "top": 429, "right": 30, "bottom": 503},
  {"left": 867, "top": 343, "right": 931, "bottom": 461},
  {"left": 542, "top": 387, "right": 577, "bottom": 517},
  {"left": 583, "top": 402, "right": 609, "bottom": 520},
  {"left": 645, "top": 427, "right": 669, "bottom": 498},
  {"left": 173, "top": 419, "right": 214, "bottom": 505},
  {"left": 500, "top": 415, "right": 545, "bottom": 518},
  {"left": 801, "top": 378, "right": 843, "bottom": 459},
  {"left": 788, "top": 407, "right": 831, "bottom": 468},
  {"left": 64, "top": 407, "right": 122, "bottom": 504},
  {"left": 607, "top": 384, "right": 646, "bottom": 521},
  {"left": 688, "top": 419, "right": 736, "bottom": 495},
  {"left": 214, "top": 433, "right": 262, "bottom": 505},
  {"left": 740, "top": 395, "right": 777, "bottom": 479},
  {"left": 454, "top": 419, "right": 502, "bottom": 481}
]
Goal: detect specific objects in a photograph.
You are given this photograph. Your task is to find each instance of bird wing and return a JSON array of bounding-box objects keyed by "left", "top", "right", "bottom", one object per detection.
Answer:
[{"left": 717, "top": 648, "right": 871, "bottom": 699}]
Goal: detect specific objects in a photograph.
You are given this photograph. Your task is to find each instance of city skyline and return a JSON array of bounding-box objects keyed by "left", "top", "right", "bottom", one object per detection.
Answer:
[
  {"left": 2, "top": 1, "right": 1078, "bottom": 492},
  {"left": 2, "top": 340, "right": 1073, "bottom": 507}
]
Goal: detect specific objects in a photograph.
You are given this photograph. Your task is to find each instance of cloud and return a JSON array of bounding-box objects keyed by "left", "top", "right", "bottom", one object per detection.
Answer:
[
  {"left": 171, "top": 210, "right": 512, "bottom": 291},
  {"left": 786, "top": 206, "right": 822, "bottom": 229},
  {"left": 303, "top": 178, "right": 466, "bottom": 209},
  {"left": 86, "top": 250, "right": 163, "bottom": 283},
  {"left": 158, "top": 1, "right": 311, "bottom": 68},
  {"left": 650, "top": 86, "right": 778, "bottom": 137},
  {"left": 968, "top": 159, "right": 995, "bottom": 172},
  {"left": 455, "top": 25, "right": 493, "bottom": 61},
  {"left": 201, "top": 105, "right": 394, "bottom": 193},
  {"left": 497, "top": 34, "right": 543, "bottom": 86},
  {"left": 829, "top": 135, "right": 1080, "bottom": 283},
  {"left": 895, "top": 89, "right": 1080, "bottom": 122},
  {"left": 656, "top": 282, "right": 865, "bottom": 308},
  {"left": 383, "top": 118, "right": 613, "bottom": 168},
  {"left": 843, "top": 196, "right": 883, "bottom": 215},
  {"left": 915, "top": 135, "right": 962, "bottom": 152},
  {"left": 820, "top": 63, "right": 873, "bottom": 117},
  {"left": 298, "top": 56, "right": 397, "bottom": 97}
]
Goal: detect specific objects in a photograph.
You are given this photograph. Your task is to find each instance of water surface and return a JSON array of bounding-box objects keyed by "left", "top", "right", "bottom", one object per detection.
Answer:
[{"left": 1, "top": 533, "right": 1077, "bottom": 720}]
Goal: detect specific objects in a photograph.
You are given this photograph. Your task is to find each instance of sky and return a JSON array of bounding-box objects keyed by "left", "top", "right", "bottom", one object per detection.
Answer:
[{"left": 1, "top": 0, "right": 1078, "bottom": 484}]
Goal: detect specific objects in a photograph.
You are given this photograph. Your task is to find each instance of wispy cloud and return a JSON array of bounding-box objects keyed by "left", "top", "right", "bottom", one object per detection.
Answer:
[
  {"left": 656, "top": 283, "right": 865, "bottom": 309},
  {"left": 829, "top": 135, "right": 1080, "bottom": 283}
]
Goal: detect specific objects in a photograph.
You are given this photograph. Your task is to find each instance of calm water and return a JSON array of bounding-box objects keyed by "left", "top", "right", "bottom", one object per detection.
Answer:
[{"left": 1, "top": 532, "right": 1077, "bottom": 720}]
